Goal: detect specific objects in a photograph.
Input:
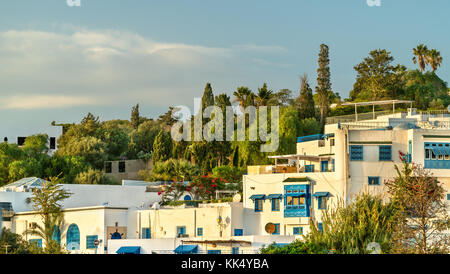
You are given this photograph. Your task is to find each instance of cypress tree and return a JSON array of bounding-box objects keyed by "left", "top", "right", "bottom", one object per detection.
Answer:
[
  {"left": 152, "top": 130, "right": 172, "bottom": 163},
  {"left": 131, "top": 104, "right": 141, "bottom": 129},
  {"left": 315, "top": 44, "right": 332, "bottom": 130}
]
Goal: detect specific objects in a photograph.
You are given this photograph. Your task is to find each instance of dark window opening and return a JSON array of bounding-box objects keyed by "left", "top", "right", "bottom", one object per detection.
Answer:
[
  {"left": 118, "top": 161, "right": 126, "bottom": 173},
  {"left": 17, "top": 137, "right": 26, "bottom": 146},
  {"left": 49, "top": 137, "right": 56, "bottom": 150},
  {"left": 105, "top": 162, "right": 112, "bottom": 173}
]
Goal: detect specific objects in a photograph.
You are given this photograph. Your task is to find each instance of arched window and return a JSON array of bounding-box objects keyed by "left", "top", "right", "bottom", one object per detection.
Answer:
[
  {"left": 51, "top": 225, "right": 61, "bottom": 246},
  {"left": 66, "top": 224, "right": 80, "bottom": 250},
  {"left": 183, "top": 195, "right": 192, "bottom": 201},
  {"left": 111, "top": 232, "right": 122, "bottom": 239}
]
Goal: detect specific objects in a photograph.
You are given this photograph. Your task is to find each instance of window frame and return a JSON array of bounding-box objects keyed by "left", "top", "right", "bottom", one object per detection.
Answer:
[
  {"left": 350, "top": 145, "right": 363, "bottom": 161},
  {"left": 368, "top": 176, "right": 381, "bottom": 186}
]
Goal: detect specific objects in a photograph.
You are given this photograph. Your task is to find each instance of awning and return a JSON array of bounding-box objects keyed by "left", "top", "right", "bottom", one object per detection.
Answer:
[
  {"left": 312, "top": 192, "right": 331, "bottom": 197},
  {"left": 174, "top": 245, "right": 198, "bottom": 254},
  {"left": 267, "top": 194, "right": 282, "bottom": 199},
  {"left": 116, "top": 246, "right": 141, "bottom": 254},
  {"left": 282, "top": 177, "right": 309, "bottom": 183},
  {"left": 249, "top": 194, "right": 266, "bottom": 200},
  {"left": 430, "top": 147, "right": 445, "bottom": 156}
]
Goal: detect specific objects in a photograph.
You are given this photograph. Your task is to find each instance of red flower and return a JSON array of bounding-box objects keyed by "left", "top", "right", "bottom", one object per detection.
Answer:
[
  {"left": 158, "top": 192, "right": 162, "bottom": 195},
  {"left": 212, "top": 184, "right": 217, "bottom": 188}
]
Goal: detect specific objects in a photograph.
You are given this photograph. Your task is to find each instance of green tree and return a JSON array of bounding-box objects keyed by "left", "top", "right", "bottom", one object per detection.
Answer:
[
  {"left": 233, "top": 86, "right": 255, "bottom": 110},
  {"left": 152, "top": 130, "right": 173, "bottom": 163},
  {"left": 0, "top": 228, "right": 42, "bottom": 254},
  {"left": 350, "top": 49, "right": 406, "bottom": 101},
  {"left": 412, "top": 44, "right": 429, "bottom": 72},
  {"left": 426, "top": 49, "right": 443, "bottom": 73},
  {"left": 296, "top": 74, "right": 315, "bottom": 119},
  {"left": 385, "top": 153, "right": 450, "bottom": 254},
  {"left": 131, "top": 104, "right": 141, "bottom": 129},
  {"left": 315, "top": 44, "right": 332, "bottom": 129},
  {"left": 24, "top": 176, "right": 71, "bottom": 253},
  {"left": 254, "top": 83, "right": 274, "bottom": 107},
  {"left": 201, "top": 82, "right": 215, "bottom": 111},
  {"left": 74, "top": 168, "right": 115, "bottom": 185},
  {"left": 22, "top": 134, "right": 49, "bottom": 156},
  {"left": 57, "top": 136, "right": 106, "bottom": 169}
]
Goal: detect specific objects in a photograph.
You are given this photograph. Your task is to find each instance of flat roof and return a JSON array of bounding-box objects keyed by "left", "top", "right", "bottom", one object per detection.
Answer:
[
  {"left": 14, "top": 205, "right": 129, "bottom": 215},
  {"left": 268, "top": 154, "right": 332, "bottom": 161}
]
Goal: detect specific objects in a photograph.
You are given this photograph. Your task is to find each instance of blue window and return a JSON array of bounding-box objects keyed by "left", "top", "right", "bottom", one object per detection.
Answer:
[
  {"left": 208, "top": 250, "right": 221, "bottom": 254},
  {"left": 234, "top": 229, "right": 243, "bottom": 236},
  {"left": 29, "top": 239, "right": 42, "bottom": 248},
  {"left": 293, "top": 227, "right": 303, "bottom": 235},
  {"left": 86, "top": 235, "right": 98, "bottom": 249},
  {"left": 197, "top": 227, "right": 203, "bottom": 236},
  {"left": 66, "top": 224, "right": 80, "bottom": 250},
  {"left": 273, "top": 223, "right": 280, "bottom": 235},
  {"left": 305, "top": 164, "right": 314, "bottom": 173},
  {"left": 424, "top": 142, "right": 450, "bottom": 169},
  {"left": 176, "top": 226, "right": 186, "bottom": 237},
  {"left": 271, "top": 198, "right": 280, "bottom": 211},
  {"left": 51, "top": 225, "right": 61, "bottom": 245},
  {"left": 379, "top": 146, "right": 392, "bottom": 161},
  {"left": 350, "top": 145, "right": 363, "bottom": 161},
  {"left": 284, "top": 184, "right": 310, "bottom": 218},
  {"left": 254, "top": 199, "right": 264, "bottom": 212},
  {"left": 232, "top": 247, "right": 239, "bottom": 254},
  {"left": 321, "top": 161, "right": 329, "bottom": 172},
  {"left": 183, "top": 195, "right": 192, "bottom": 201},
  {"left": 331, "top": 159, "right": 335, "bottom": 172},
  {"left": 318, "top": 223, "right": 323, "bottom": 232},
  {"left": 318, "top": 197, "right": 327, "bottom": 210},
  {"left": 142, "top": 228, "right": 151, "bottom": 239},
  {"left": 447, "top": 194, "right": 450, "bottom": 200},
  {"left": 368, "top": 176, "right": 381, "bottom": 186}
]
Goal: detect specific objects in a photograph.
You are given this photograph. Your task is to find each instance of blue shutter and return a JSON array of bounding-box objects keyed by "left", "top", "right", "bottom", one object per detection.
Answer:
[
  {"left": 197, "top": 228, "right": 203, "bottom": 236},
  {"left": 234, "top": 229, "right": 243, "bottom": 236},
  {"left": 86, "top": 235, "right": 98, "bottom": 249},
  {"left": 141, "top": 228, "right": 151, "bottom": 239},
  {"left": 273, "top": 224, "right": 280, "bottom": 235},
  {"left": 379, "top": 146, "right": 392, "bottom": 161},
  {"left": 350, "top": 145, "right": 363, "bottom": 161},
  {"left": 318, "top": 223, "right": 323, "bottom": 232},
  {"left": 232, "top": 247, "right": 239, "bottom": 254},
  {"left": 318, "top": 197, "right": 322, "bottom": 209}
]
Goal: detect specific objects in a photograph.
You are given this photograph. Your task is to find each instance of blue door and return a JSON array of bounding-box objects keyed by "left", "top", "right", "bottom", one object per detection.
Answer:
[{"left": 321, "top": 161, "right": 329, "bottom": 172}]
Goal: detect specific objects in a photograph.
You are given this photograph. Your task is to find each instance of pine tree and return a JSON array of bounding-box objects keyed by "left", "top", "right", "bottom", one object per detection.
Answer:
[
  {"left": 297, "top": 74, "right": 315, "bottom": 119},
  {"left": 315, "top": 44, "right": 332, "bottom": 130},
  {"left": 152, "top": 130, "right": 172, "bottom": 163},
  {"left": 131, "top": 104, "right": 141, "bottom": 129}
]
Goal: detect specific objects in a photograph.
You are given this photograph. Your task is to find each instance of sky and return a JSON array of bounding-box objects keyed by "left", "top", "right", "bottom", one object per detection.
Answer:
[{"left": 1, "top": 0, "right": 450, "bottom": 137}]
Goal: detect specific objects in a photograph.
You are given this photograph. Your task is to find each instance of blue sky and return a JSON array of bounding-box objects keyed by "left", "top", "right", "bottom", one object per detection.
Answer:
[{"left": 1, "top": 0, "right": 449, "bottom": 137}]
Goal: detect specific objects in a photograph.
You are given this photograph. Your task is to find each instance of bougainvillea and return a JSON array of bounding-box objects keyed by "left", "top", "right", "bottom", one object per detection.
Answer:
[{"left": 188, "top": 174, "right": 228, "bottom": 200}]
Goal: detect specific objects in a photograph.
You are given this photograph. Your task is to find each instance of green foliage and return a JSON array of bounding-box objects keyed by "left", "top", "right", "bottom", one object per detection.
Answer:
[
  {"left": 74, "top": 168, "right": 116, "bottom": 185},
  {"left": 57, "top": 136, "right": 106, "bottom": 169},
  {"left": 211, "top": 165, "right": 244, "bottom": 186},
  {"left": 141, "top": 159, "right": 200, "bottom": 182},
  {"left": 296, "top": 74, "right": 315, "bottom": 119},
  {"left": 306, "top": 193, "right": 398, "bottom": 254},
  {"left": 152, "top": 130, "right": 173, "bottom": 163},
  {"left": 24, "top": 176, "right": 71, "bottom": 253},
  {"left": 131, "top": 103, "right": 141, "bottom": 129},
  {"left": 260, "top": 240, "right": 328, "bottom": 254},
  {"left": 385, "top": 153, "right": 450, "bottom": 254},
  {"left": 0, "top": 228, "right": 43, "bottom": 254},
  {"left": 316, "top": 44, "right": 333, "bottom": 128},
  {"left": 22, "top": 134, "right": 49, "bottom": 156}
]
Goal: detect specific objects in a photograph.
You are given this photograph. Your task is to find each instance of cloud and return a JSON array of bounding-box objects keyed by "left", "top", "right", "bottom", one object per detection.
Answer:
[
  {"left": 0, "top": 29, "right": 291, "bottom": 111},
  {"left": 0, "top": 95, "right": 104, "bottom": 109}
]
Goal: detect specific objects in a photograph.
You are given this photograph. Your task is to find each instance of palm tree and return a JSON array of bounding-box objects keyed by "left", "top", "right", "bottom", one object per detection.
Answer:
[
  {"left": 412, "top": 44, "right": 429, "bottom": 72},
  {"left": 426, "top": 49, "right": 443, "bottom": 73},
  {"left": 232, "top": 86, "right": 254, "bottom": 110},
  {"left": 254, "top": 83, "right": 274, "bottom": 107}
]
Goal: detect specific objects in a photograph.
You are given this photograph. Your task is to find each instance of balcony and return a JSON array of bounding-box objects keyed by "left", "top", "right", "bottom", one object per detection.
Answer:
[{"left": 247, "top": 154, "right": 333, "bottom": 175}]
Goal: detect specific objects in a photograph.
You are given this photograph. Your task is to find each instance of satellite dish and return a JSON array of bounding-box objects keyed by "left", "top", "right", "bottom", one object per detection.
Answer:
[
  {"left": 265, "top": 223, "right": 276, "bottom": 234},
  {"left": 232, "top": 193, "right": 241, "bottom": 202}
]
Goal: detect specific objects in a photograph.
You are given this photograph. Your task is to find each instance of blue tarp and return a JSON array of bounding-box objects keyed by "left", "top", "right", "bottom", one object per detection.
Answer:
[
  {"left": 267, "top": 194, "right": 282, "bottom": 199},
  {"left": 249, "top": 194, "right": 266, "bottom": 200},
  {"left": 174, "top": 245, "right": 198, "bottom": 254},
  {"left": 116, "top": 246, "right": 141, "bottom": 254},
  {"left": 312, "top": 192, "right": 331, "bottom": 197}
]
